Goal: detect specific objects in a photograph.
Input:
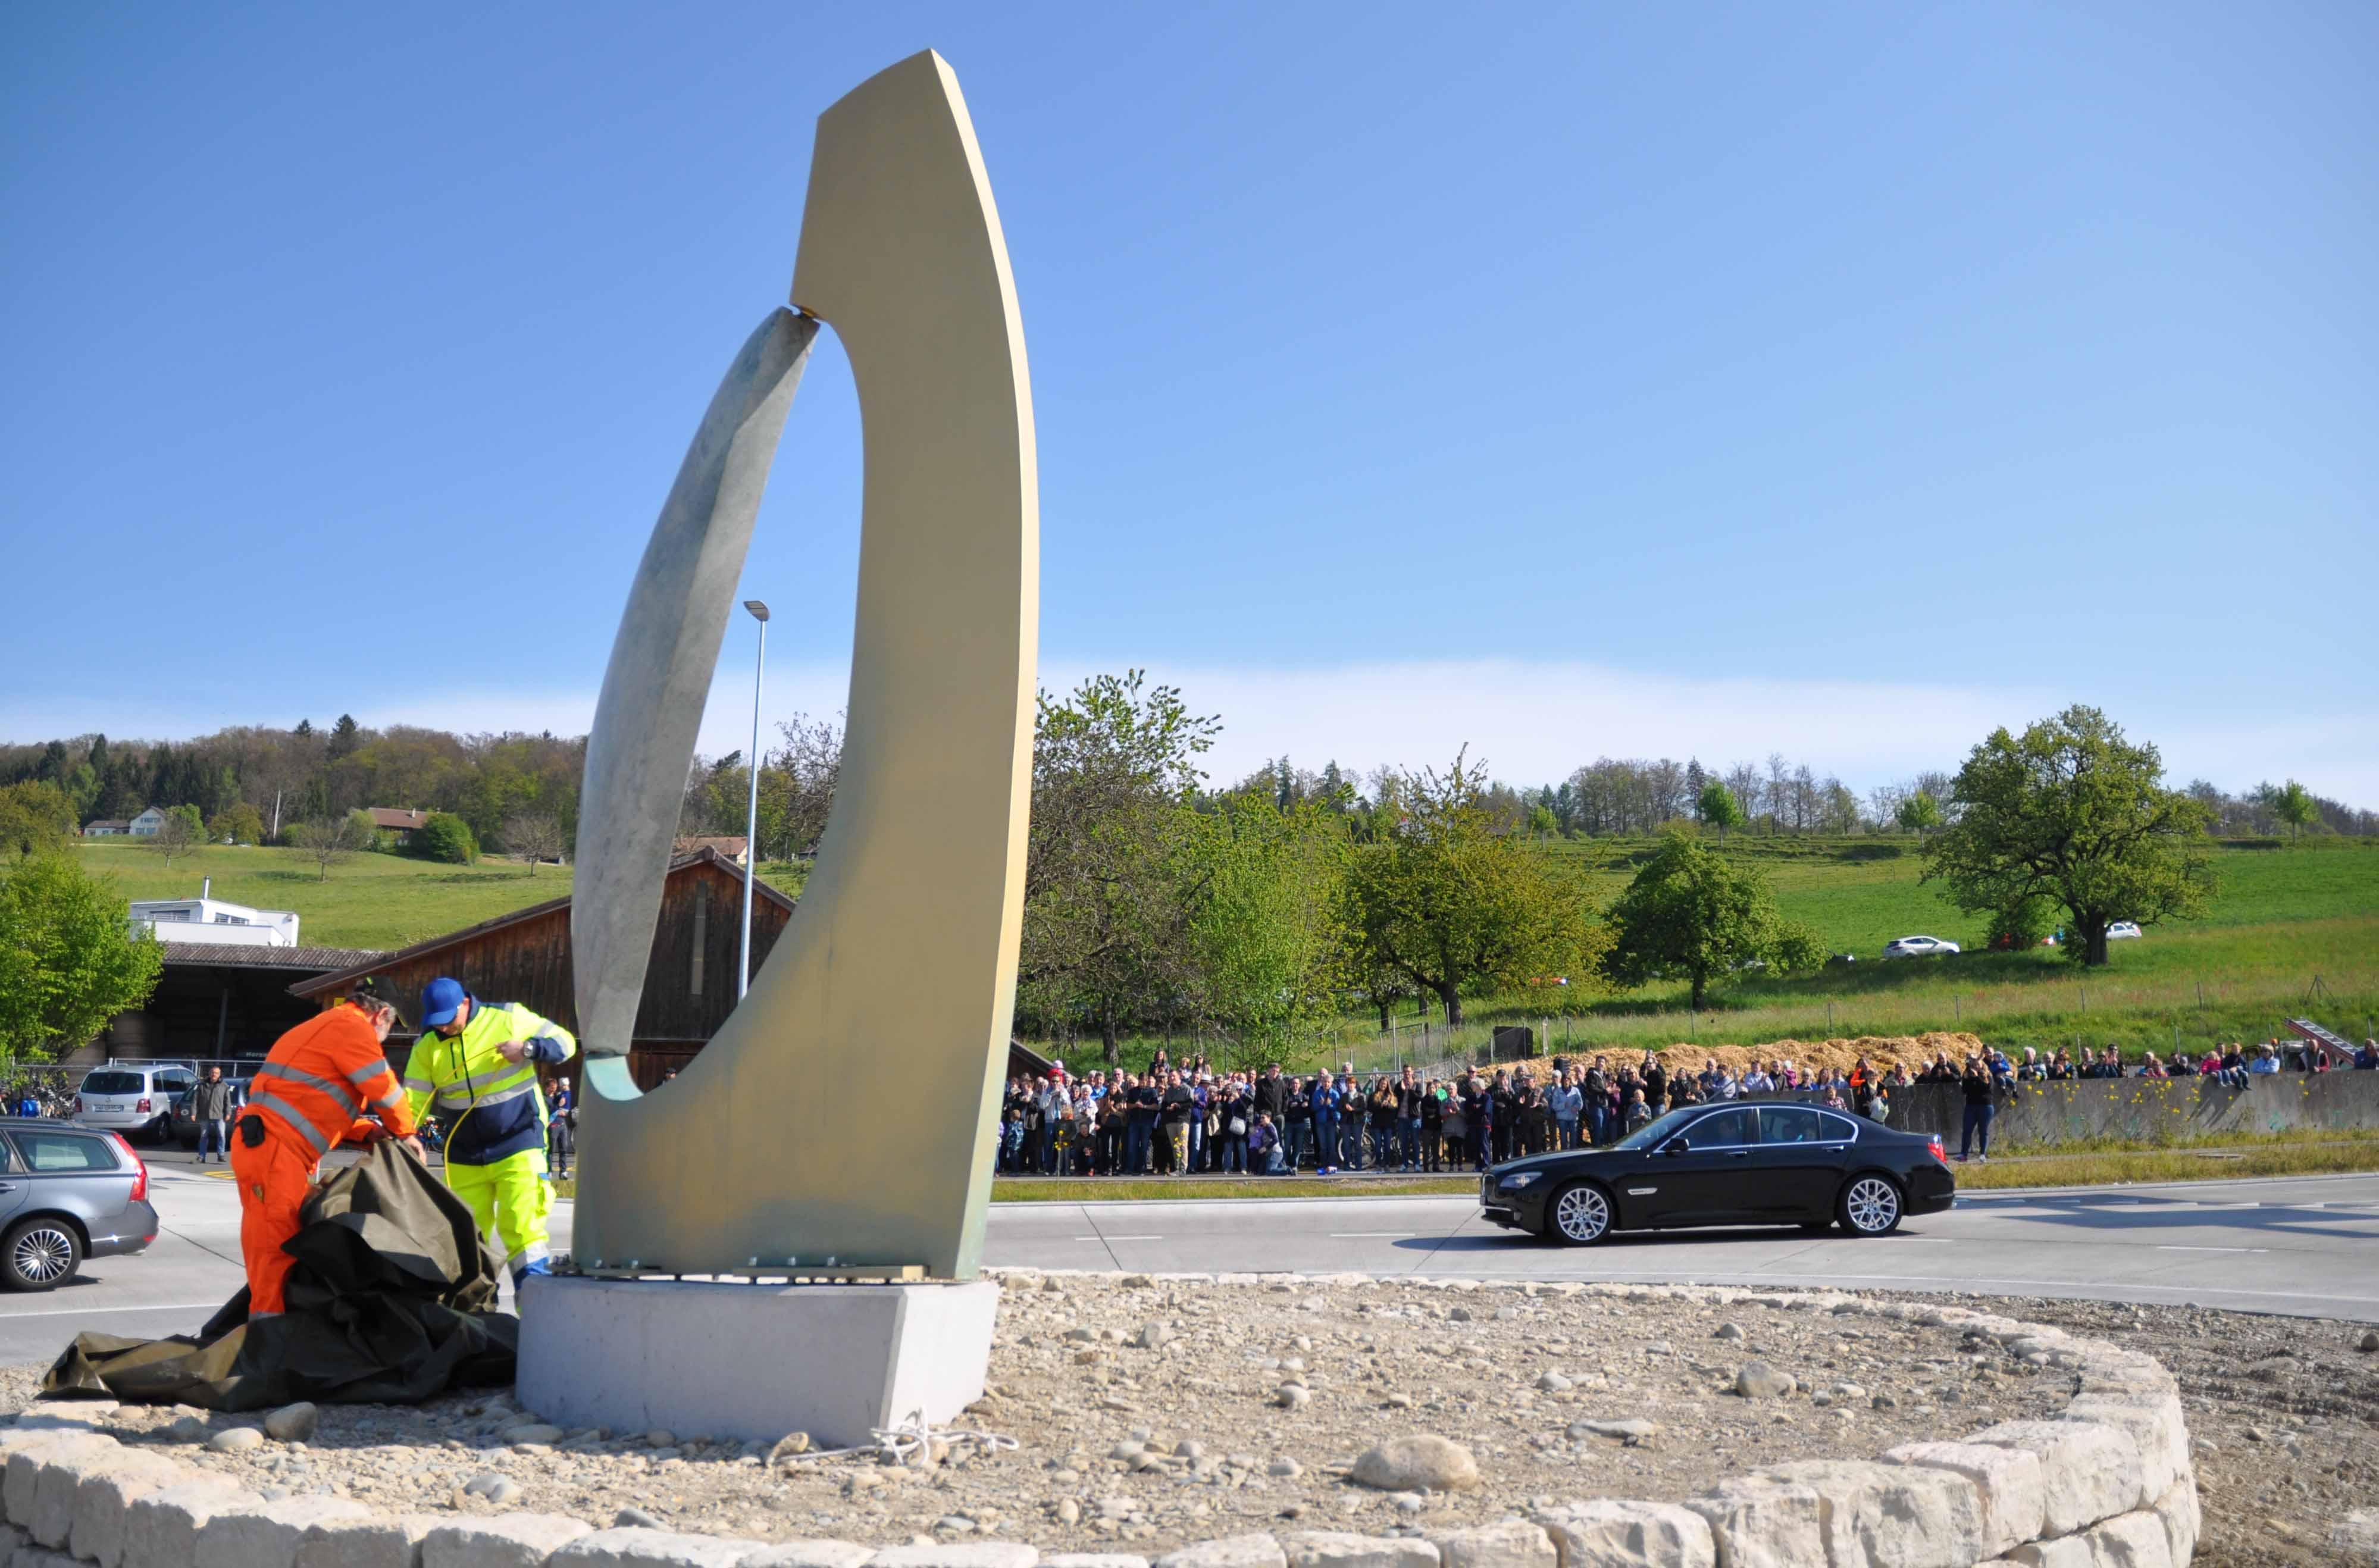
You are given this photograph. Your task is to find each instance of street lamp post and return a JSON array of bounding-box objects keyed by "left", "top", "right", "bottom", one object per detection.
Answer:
[{"left": 740, "top": 599, "right": 770, "bottom": 999}]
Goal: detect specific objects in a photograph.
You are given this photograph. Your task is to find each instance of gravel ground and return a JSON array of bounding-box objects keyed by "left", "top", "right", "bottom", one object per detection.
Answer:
[{"left": 5, "top": 1273, "right": 2373, "bottom": 1564}]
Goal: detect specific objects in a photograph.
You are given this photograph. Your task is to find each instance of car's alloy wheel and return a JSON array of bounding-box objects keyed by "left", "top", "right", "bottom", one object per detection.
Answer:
[
  {"left": 1840, "top": 1176, "right": 1902, "bottom": 1237},
  {"left": 5, "top": 1221, "right": 80, "bottom": 1290},
  {"left": 1549, "top": 1182, "right": 1611, "bottom": 1245}
]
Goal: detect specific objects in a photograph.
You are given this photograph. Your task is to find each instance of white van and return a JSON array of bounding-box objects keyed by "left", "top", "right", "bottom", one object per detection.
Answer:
[{"left": 75, "top": 1065, "right": 197, "bottom": 1143}]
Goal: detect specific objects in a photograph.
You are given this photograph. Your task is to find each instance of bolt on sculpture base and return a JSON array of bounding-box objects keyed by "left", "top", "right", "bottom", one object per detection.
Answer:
[{"left": 517, "top": 1275, "right": 998, "bottom": 1448}]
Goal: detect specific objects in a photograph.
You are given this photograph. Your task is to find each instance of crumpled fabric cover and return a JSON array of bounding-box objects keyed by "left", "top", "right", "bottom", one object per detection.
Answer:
[{"left": 42, "top": 1142, "right": 517, "bottom": 1409}]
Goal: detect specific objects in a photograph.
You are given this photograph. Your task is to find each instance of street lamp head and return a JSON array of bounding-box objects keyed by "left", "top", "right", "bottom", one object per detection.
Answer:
[{"left": 744, "top": 599, "right": 771, "bottom": 622}]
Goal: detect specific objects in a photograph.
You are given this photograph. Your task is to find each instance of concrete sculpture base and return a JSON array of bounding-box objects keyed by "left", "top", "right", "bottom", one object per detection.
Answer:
[{"left": 515, "top": 1276, "right": 998, "bottom": 1448}]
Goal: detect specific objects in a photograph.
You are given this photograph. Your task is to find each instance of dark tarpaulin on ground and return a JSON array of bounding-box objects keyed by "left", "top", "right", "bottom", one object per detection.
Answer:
[{"left": 42, "top": 1142, "right": 517, "bottom": 1410}]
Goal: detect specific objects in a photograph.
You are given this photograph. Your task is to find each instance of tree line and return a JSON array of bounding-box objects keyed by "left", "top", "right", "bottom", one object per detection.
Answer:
[{"left": 0, "top": 722, "right": 586, "bottom": 862}]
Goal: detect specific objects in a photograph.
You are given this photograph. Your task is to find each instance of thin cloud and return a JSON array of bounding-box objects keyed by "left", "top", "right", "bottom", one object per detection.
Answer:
[{"left": 8, "top": 659, "right": 2372, "bottom": 803}]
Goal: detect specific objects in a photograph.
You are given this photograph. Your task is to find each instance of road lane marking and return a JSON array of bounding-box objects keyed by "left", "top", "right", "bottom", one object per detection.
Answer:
[
  {"left": 2156, "top": 1245, "right": 2268, "bottom": 1253},
  {"left": 1085, "top": 1234, "right": 1163, "bottom": 1242},
  {"left": 0, "top": 1302, "right": 222, "bottom": 1320},
  {"left": 1329, "top": 1231, "right": 1417, "bottom": 1239}
]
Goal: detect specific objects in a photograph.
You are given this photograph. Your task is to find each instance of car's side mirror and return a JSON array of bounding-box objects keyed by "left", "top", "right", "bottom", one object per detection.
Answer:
[{"left": 1663, "top": 1136, "right": 1691, "bottom": 1156}]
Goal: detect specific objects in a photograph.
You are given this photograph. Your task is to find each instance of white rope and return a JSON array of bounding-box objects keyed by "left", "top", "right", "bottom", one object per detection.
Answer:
[{"left": 782, "top": 1407, "right": 1019, "bottom": 1466}]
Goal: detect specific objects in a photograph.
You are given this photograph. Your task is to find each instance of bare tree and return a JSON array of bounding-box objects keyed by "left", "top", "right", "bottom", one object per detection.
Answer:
[
  {"left": 767, "top": 711, "right": 844, "bottom": 860},
  {"left": 289, "top": 813, "right": 370, "bottom": 882},
  {"left": 502, "top": 812, "right": 566, "bottom": 875},
  {"left": 144, "top": 806, "right": 205, "bottom": 870}
]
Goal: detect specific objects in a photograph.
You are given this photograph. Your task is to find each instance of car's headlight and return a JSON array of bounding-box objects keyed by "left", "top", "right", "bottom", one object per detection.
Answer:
[{"left": 1498, "top": 1172, "right": 1544, "bottom": 1190}]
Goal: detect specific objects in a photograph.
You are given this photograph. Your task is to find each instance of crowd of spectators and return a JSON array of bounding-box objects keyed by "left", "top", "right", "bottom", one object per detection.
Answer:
[{"left": 999, "top": 1049, "right": 1930, "bottom": 1178}]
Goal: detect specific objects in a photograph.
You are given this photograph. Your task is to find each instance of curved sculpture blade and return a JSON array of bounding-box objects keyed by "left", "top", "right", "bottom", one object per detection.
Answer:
[
  {"left": 571, "top": 50, "right": 1038, "bottom": 1281},
  {"left": 573, "top": 308, "right": 815, "bottom": 1057}
]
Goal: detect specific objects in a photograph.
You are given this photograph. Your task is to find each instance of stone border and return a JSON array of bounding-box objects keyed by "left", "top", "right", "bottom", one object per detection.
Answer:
[{"left": 0, "top": 1275, "right": 2201, "bottom": 1568}]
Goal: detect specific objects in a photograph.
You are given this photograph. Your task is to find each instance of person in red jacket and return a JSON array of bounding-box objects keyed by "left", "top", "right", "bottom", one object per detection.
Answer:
[{"left": 234, "top": 979, "right": 421, "bottom": 1317}]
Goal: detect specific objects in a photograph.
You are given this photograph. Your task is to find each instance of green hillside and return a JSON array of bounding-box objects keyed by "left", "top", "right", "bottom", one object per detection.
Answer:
[{"left": 73, "top": 842, "right": 802, "bottom": 952}]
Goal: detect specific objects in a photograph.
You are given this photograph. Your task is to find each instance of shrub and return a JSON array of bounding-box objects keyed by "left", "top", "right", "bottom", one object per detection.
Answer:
[{"left": 410, "top": 812, "right": 478, "bottom": 864}]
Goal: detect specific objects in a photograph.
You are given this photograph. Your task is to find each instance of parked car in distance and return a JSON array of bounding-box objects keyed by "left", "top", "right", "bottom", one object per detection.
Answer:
[
  {"left": 165, "top": 1080, "right": 252, "bottom": 1149},
  {"left": 1480, "top": 1101, "right": 1955, "bottom": 1245},
  {"left": 1880, "top": 935, "right": 1961, "bottom": 959},
  {"left": 73, "top": 1065, "right": 196, "bottom": 1143},
  {"left": 2106, "top": 921, "right": 2142, "bottom": 941},
  {"left": 0, "top": 1118, "right": 157, "bottom": 1290}
]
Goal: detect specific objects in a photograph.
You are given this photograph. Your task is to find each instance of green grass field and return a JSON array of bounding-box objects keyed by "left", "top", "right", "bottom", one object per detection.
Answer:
[{"left": 71, "top": 841, "right": 802, "bottom": 952}]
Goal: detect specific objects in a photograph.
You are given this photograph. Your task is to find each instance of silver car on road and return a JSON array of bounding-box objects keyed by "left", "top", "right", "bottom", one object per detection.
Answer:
[{"left": 0, "top": 1118, "right": 159, "bottom": 1291}]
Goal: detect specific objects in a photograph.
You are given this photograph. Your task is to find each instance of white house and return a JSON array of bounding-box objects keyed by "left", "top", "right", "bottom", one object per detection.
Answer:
[
  {"left": 129, "top": 884, "right": 300, "bottom": 949},
  {"left": 126, "top": 806, "right": 168, "bottom": 837},
  {"left": 82, "top": 819, "right": 132, "bottom": 837}
]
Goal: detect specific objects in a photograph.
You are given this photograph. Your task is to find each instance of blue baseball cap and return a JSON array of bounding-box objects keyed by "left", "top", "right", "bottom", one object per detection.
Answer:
[{"left": 420, "top": 977, "right": 468, "bottom": 1028}]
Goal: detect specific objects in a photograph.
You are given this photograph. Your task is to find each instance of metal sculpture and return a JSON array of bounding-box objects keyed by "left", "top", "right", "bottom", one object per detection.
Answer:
[{"left": 566, "top": 50, "right": 1037, "bottom": 1281}]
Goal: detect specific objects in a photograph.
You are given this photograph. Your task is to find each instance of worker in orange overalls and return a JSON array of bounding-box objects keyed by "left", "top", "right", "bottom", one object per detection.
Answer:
[{"left": 233, "top": 977, "right": 422, "bottom": 1318}]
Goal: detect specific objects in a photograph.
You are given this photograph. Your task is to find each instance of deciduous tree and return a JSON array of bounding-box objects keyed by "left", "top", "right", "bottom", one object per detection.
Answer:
[
  {"left": 0, "top": 856, "right": 162, "bottom": 1067},
  {"left": 1338, "top": 750, "right": 1607, "bottom": 1025},
  {"left": 2271, "top": 780, "right": 2317, "bottom": 842},
  {"left": 0, "top": 783, "right": 74, "bottom": 860},
  {"left": 1602, "top": 831, "right": 1822, "bottom": 1009},
  {"left": 1923, "top": 706, "right": 2215, "bottom": 967},
  {"left": 145, "top": 804, "right": 206, "bottom": 869},
  {"left": 1696, "top": 780, "right": 1745, "bottom": 844},
  {"left": 1184, "top": 798, "right": 1349, "bottom": 1070},
  {"left": 206, "top": 801, "right": 265, "bottom": 846},
  {"left": 502, "top": 812, "right": 566, "bottom": 874},
  {"left": 290, "top": 812, "right": 372, "bottom": 881},
  {"left": 1019, "top": 672, "right": 1219, "bottom": 1062}
]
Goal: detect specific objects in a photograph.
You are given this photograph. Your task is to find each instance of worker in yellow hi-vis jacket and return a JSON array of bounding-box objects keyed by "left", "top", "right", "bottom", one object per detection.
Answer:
[{"left": 403, "top": 976, "right": 576, "bottom": 1285}]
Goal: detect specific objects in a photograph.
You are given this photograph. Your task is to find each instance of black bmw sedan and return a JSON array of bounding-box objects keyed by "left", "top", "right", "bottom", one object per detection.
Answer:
[{"left": 1479, "top": 1100, "right": 1955, "bottom": 1245}]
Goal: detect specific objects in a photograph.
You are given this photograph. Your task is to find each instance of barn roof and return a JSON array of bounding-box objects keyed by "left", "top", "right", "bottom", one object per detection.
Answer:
[
  {"left": 286, "top": 846, "right": 793, "bottom": 1001},
  {"left": 159, "top": 943, "right": 392, "bottom": 972}
]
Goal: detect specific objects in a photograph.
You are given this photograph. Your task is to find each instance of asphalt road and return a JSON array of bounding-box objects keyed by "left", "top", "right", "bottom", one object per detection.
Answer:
[{"left": 2, "top": 1159, "right": 2372, "bottom": 1369}]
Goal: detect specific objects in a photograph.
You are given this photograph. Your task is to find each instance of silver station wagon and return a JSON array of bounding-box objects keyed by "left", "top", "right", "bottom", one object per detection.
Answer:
[{"left": 0, "top": 1118, "right": 159, "bottom": 1291}]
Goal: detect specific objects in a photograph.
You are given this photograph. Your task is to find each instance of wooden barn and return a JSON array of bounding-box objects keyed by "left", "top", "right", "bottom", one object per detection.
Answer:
[{"left": 290, "top": 847, "right": 792, "bottom": 1090}]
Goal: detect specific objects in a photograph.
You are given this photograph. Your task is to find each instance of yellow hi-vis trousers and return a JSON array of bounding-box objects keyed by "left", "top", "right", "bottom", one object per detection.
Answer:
[{"left": 444, "top": 1147, "right": 552, "bottom": 1281}]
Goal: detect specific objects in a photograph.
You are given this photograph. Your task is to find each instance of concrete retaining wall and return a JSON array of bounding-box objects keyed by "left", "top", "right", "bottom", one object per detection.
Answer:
[
  {"left": 0, "top": 1278, "right": 2202, "bottom": 1568},
  {"left": 1885, "top": 1069, "right": 2379, "bottom": 1148}
]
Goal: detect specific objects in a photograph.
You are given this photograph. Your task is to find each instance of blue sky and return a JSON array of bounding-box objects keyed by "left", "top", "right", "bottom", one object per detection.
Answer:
[{"left": 4, "top": 4, "right": 2372, "bottom": 798}]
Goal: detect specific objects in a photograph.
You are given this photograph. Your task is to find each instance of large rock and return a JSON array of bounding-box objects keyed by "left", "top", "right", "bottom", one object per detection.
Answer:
[
  {"left": 550, "top": 1528, "right": 768, "bottom": 1567},
  {"left": 1349, "top": 1437, "right": 1481, "bottom": 1493},
  {"left": 2062, "top": 1397, "right": 2188, "bottom": 1500},
  {"left": 263, "top": 1404, "right": 321, "bottom": 1444},
  {"left": 70, "top": 1448, "right": 184, "bottom": 1566},
  {"left": 1154, "top": 1536, "right": 1289, "bottom": 1568},
  {"left": 122, "top": 1479, "right": 262, "bottom": 1568},
  {"left": 2149, "top": 1481, "right": 2199, "bottom": 1568},
  {"left": 1884, "top": 1441, "right": 2048, "bottom": 1558},
  {"left": 2074, "top": 1510, "right": 2174, "bottom": 1568},
  {"left": 194, "top": 1497, "right": 374, "bottom": 1568},
  {"left": 293, "top": 1513, "right": 442, "bottom": 1568},
  {"left": 1965, "top": 1419, "right": 2146, "bottom": 1535},
  {"left": 4, "top": 1432, "right": 115, "bottom": 1526},
  {"left": 1531, "top": 1501, "right": 1714, "bottom": 1568},
  {"left": 1685, "top": 1475, "right": 1827, "bottom": 1568},
  {"left": 1735, "top": 1363, "right": 1796, "bottom": 1399},
  {"left": 1746, "top": 1460, "right": 1984, "bottom": 1568},
  {"left": 868, "top": 1547, "right": 1041, "bottom": 1568},
  {"left": 1284, "top": 1532, "right": 1440, "bottom": 1568},
  {"left": 743, "top": 1547, "right": 878, "bottom": 1568},
  {"left": 418, "top": 1513, "right": 594, "bottom": 1568},
  {"left": 30, "top": 1438, "right": 149, "bottom": 1550},
  {"left": 1430, "top": 1520, "right": 1556, "bottom": 1568}
]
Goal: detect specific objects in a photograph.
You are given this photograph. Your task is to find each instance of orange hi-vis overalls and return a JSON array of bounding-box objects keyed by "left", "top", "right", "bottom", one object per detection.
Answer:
[{"left": 232, "top": 1001, "right": 417, "bottom": 1317}]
